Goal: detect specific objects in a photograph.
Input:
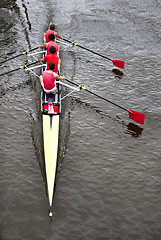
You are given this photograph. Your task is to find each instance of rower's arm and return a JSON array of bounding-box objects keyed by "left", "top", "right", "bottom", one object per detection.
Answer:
[
  {"left": 54, "top": 72, "right": 65, "bottom": 80},
  {"left": 55, "top": 32, "right": 63, "bottom": 39},
  {"left": 39, "top": 43, "right": 47, "bottom": 49},
  {"left": 38, "top": 58, "right": 45, "bottom": 62}
]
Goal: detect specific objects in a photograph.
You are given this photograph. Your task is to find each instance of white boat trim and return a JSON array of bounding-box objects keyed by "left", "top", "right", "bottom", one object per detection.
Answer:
[
  {"left": 25, "top": 64, "right": 46, "bottom": 71},
  {"left": 28, "top": 50, "right": 46, "bottom": 56},
  {"left": 56, "top": 80, "right": 80, "bottom": 90}
]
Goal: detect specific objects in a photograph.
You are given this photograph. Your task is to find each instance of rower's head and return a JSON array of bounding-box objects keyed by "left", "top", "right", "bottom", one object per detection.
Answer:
[
  {"left": 49, "top": 24, "right": 55, "bottom": 30},
  {"left": 47, "top": 98, "right": 54, "bottom": 105},
  {"left": 49, "top": 46, "right": 56, "bottom": 55},
  {"left": 49, "top": 61, "right": 55, "bottom": 71},
  {"left": 48, "top": 34, "right": 55, "bottom": 41}
]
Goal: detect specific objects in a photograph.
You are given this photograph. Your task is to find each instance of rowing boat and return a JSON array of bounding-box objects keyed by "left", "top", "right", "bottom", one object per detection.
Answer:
[
  {"left": 38, "top": 30, "right": 80, "bottom": 216},
  {"left": 0, "top": 25, "right": 145, "bottom": 218},
  {"left": 22, "top": 30, "right": 145, "bottom": 216},
  {"left": 40, "top": 37, "right": 61, "bottom": 217}
]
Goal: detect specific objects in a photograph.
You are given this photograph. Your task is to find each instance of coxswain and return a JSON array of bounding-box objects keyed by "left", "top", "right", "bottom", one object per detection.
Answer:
[
  {"left": 39, "top": 62, "right": 65, "bottom": 94},
  {"left": 44, "top": 23, "right": 62, "bottom": 43},
  {"left": 39, "top": 34, "right": 60, "bottom": 56},
  {"left": 38, "top": 46, "right": 61, "bottom": 73},
  {"left": 43, "top": 98, "right": 59, "bottom": 114}
]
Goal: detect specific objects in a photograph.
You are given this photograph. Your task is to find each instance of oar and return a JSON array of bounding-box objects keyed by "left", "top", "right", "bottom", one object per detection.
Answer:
[
  {"left": 62, "top": 38, "right": 125, "bottom": 69},
  {"left": 0, "top": 61, "right": 38, "bottom": 77},
  {"left": 0, "top": 47, "right": 39, "bottom": 64},
  {"left": 64, "top": 78, "right": 145, "bottom": 125}
]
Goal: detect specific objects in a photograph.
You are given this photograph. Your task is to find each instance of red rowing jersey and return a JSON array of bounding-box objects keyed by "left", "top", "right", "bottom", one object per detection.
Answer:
[
  {"left": 43, "top": 54, "right": 59, "bottom": 72},
  {"left": 43, "top": 71, "right": 56, "bottom": 90},
  {"left": 43, "top": 104, "right": 59, "bottom": 114},
  {"left": 45, "top": 30, "right": 55, "bottom": 43},
  {"left": 46, "top": 42, "right": 58, "bottom": 55}
]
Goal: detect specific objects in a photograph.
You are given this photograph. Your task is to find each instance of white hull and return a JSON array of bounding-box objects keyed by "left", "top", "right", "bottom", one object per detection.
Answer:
[{"left": 43, "top": 112, "right": 59, "bottom": 214}]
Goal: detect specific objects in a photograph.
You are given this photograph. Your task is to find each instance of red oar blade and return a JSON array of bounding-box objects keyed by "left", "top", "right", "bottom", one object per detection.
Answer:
[
  {"left": 127, "top": 109, "right": 145, "bottom": 125},
  {"left": 112, "top": 59, "right": 125, "bottom": 69}
]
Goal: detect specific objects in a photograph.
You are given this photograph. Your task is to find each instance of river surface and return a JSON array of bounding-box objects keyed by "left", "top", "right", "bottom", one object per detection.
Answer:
[{"left": 0, "top": 0, "right": 161, "bottom": 239}]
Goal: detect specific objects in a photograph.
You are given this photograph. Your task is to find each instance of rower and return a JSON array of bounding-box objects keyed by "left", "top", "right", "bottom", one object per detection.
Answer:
[
  {"left": 44, "top": 23, "right": 62, "bottom": 43},
  {"left": 39, "top": 34, "right": 61, "bottom": 56},
  {"left": 39, "top": 61, "right": 65, "bottom": 94},
  {"left": 38, "top": 46, "right": 61, "bottom": 73}
]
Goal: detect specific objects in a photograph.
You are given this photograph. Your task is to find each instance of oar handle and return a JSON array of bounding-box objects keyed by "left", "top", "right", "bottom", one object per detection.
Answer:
[
  {"left": 65, "top": 78, "right": 127, "bottom": 112},
  {"left": 62, "top": 38, "right": 111, "bottom": 61},
  {"left": 25, "top": 61, "right": 39, "bottom": 67},
  {"left": 28, "top": 46, "right": 39, "bottom": 53}
]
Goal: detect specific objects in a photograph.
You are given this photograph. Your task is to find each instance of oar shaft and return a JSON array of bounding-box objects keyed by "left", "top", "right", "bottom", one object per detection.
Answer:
[
  {"left": 85, "top": 88, "right": 127, "bottom": 111},
  {"left": 0, "top": 66, "right": 21, "bottom": 76},
  {"left": 65, "top": 78, "right": 127, "bottom": 112},
  {"left": 0, "top": 53, "right": 24, "bottom": 64},
  {"left": 62, "top": 38, "right": 111, "bottom": 61},
  {"left": 64, "top": 78, "right": 145, "bottom": 124},
  {"left": 0, "top": 47, "right": 39, "bottom": 64},
  {"left": 28, "top": 46, "right": 39, "bottom": 53},
  {"left": 0, "top": 61, "right": 38, "bottom": 77}
]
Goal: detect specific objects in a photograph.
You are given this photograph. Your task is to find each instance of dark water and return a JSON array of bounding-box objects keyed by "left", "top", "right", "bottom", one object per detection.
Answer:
[{"left": 1, "top": 0, "right": 161, "bottom": 239}]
